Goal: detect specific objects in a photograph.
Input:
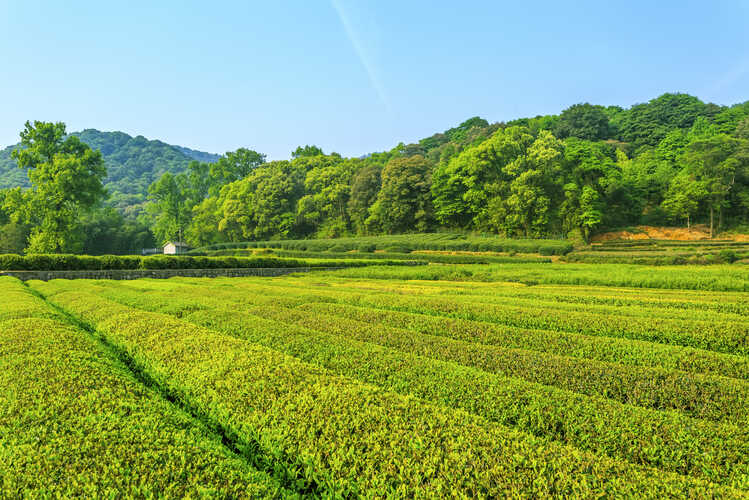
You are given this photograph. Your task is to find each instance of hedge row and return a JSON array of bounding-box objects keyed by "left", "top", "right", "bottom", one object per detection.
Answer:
[
  {"left": 0, "top": 276, "right": 62, "bottom": 322},
  {"left": 315, "top": 262, "right": 749, "bottom": 292},
  {"left": 244, "top": 303, "right": 749, "bottom": 423},
  {"left": 254, "top": 276, "right": 744, "bottom": 324},
  {"left": 35, "top": 287, "right": 738, "bottom": 497},
  {"left": 205, "top": 248, "right": 553, "bottom": 264},
  {"left": 302, "top": 302, "right": 749, "bottom": 381},
  {"left": 597, "top": 240, "right": 749, "bottom": 248},
  {"left": 191, "top": 233, "right": 574, "bottom": 255},
  {"left": 436, "top": 290, "right": 744, "bottom": 324},
  {"left": 299, "top": 275, "right": 749, "bottom": 315},
  {"left": 94, "top": 277, "right": 749, "bottom": 381},
  {"left": 389, "top": 279, "right": 749, "bottom": 315},
  {"left": 201, "top": 278, "right": 749, "bottom": 356},
  {"left": 564, "top": 251, "right": 747, "bottom": 265},
  {"left": 341, "top": 290, "right": 749, "bottom": 357},
  {"left": 178, "top": 305, "right": 749, "bottom": 488},
  {"left": 0, "top": 253, "right": 422, "bottom": 271},
  {"left": 0, "top": 282, "right": 290, "bottom": 498},
  {"left": 80, "top": 280, "right": 749, "bottom": 423}
]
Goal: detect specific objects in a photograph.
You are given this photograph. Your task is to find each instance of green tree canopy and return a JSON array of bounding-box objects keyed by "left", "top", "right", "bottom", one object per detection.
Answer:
[
  {"left": 348, "top": 164, "right": 382, "bottom": 234},
  {"left": 209, "top": 148, "right": 266, "bottom": 195},
  {"left": 617, "top": 93, "right": 714, "bottom": 147},
  {"left": 661, "top": 173, "right": 707, "bottom": 228},
  {"left": 554, "top": 103, "right": 612, "bottom": 141},
  {"left": 6, "top": 121, "right": 106, "bottom": 253},
  {"left": 369, "top": 155, "right": 433, "bottom": 233},
  {"left": 145, "top": 172, "right": 191, "bottom": 244},
  {"left": 291, "top": 145, "right": 324, "bottom": 158},
  {"left": 683, "top": 133, "right": 747, "bottom": 236}
]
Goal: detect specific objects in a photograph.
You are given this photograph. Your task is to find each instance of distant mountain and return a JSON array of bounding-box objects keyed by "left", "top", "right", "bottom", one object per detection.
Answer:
[
  {"left": 0, "top": 129, "right": 220, "bottom": 213},
  {"left": 173, "top": 145, "right": 221, "bottom": 164}
]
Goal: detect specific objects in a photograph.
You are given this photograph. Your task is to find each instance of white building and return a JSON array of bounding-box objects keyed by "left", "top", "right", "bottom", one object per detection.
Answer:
[{"left": 163, "top": 241, "right": 191, "bottom": 255}]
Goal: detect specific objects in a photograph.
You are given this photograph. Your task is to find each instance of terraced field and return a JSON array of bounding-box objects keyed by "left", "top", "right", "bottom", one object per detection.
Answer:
[{"left": 1, "top": 265, "right": 748, "bottom": 497}]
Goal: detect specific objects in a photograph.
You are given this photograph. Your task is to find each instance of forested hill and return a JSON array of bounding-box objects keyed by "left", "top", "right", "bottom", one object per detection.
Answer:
[
  {"left": 0, "top": 129, "right": 220, "bottom": 213},
  {"left": 3, "top": 93, "right": 749, "bottom": 252}
]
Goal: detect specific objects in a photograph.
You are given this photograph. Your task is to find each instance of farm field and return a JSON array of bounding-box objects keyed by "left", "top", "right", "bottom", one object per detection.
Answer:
[{"left": 1, "top": 263, "right": 748, "bottom": 497}]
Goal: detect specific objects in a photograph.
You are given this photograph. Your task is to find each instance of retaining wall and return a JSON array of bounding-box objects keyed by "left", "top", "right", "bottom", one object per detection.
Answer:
[{"left": 0, "top": 267, "right": 337, "bottom": 282}]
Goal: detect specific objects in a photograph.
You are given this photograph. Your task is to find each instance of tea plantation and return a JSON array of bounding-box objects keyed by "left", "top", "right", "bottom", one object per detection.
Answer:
[{"left": 1, "top": 262, "right": 747, "bottom": 497}]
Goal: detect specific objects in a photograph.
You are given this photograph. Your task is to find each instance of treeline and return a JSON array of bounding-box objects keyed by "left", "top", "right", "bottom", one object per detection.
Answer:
[
  {"left": 1, "top": 93, "right": 748, "bottom": 254},
  {"left": 151, "top": 93, "right": 748, "bottom": 247}
]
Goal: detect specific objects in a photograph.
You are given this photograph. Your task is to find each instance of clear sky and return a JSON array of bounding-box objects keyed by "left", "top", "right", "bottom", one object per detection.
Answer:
[{"left": 1, "top": 0, "right": 748, "bottom": 159}]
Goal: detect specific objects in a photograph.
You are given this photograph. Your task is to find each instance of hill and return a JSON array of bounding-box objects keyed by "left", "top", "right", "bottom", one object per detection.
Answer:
[{"left": 0, "top": 129, "right": 220, "bottom": 212}]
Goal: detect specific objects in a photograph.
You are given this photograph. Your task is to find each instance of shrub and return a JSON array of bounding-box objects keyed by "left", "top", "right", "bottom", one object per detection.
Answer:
[
  {"left": 719, "top": 249, "right": 738, "bottom": 263},
  {"left": 327, "top": 245, "right": 348, "bottom": 253},
  {"left": 383, "top": 245, "right": 412, "bottom": 254}
]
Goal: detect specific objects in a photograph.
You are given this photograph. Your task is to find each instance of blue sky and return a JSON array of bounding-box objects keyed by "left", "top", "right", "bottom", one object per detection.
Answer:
[{"left": 1, "top": 1, "right": 748, "bottom": 159}]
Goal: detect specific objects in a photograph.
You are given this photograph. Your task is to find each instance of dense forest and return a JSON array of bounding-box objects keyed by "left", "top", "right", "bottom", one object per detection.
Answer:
[{"left": 1, "top": 93, "right": 748, "bottom": 254}]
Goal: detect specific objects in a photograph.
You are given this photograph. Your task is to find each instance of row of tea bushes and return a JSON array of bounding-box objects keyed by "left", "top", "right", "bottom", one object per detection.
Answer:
[
  {"left": 32, "top": 286, "right": 740, "bottom": 497},
  {"left": 183, "top": 305, "right": 749, "bottom": 488},
  {"left": 205, "top": 248, "right": 554, "bottom": 264},
  {"left": 563, "top": 251, "right": 747, "bottom": 265},
  {"left": 190, "top": 233, "right": 574, "bottom": 255},
  {"left": 302, "top": 302, "right": 749, "bottom": 380},
  {"left": 313, "top": 262, "right": 749, "bottom": 291},
  {"left": 41, "top": 278, "right": 749, "bottom": 489},
  {"left": 0, "top": 278, "right": 291, "bottom": 498},
  {"left": 77, "top": 280, "right": 749, "bottom": 423},
  {"left": 89, "top": 276, "right": 749, "bottom": 380},
  {"left": 0, "top": 253, "right": 418, "bottom": 271},
  {"left": 0, "top": 276, "right": 63, "bottom": 322},
  {"left": 593, "top": 240, "right": 749, "bottom": 248},
  {"left": 192, "top": 277, "right": 749, "bottom": 356}
]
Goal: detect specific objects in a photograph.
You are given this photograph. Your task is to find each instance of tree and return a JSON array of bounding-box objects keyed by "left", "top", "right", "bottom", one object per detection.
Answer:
[
  {"left": 736, "top": 117, "right": 749, "bottom": 140},
  {"left": 291, "top": 145, "right": 324, "bottom": 158},
  {"left": 432, "top": 126, "right": 536, "bottom": 229},
  {"left": 7, "top": 121, "right": 106, "bottom": 253},
  {"left": 214, "top": 161, "right": 305, "bottom": 240},
  {"left": 295, "top": 155, "right": 354, "bottom": 237},
  {"left": 186, "top": 161, "right": 212, "bottom": 202},
  {"left": 617, "top": 93, "right": 711, "bottom": 147},
  {"left": 713, "top": 101, "right": 749, "bottom": 134},
  {"left": 0, "top": 221, "right": 28, "bottom": 254},
  {"left": 79, "top": 207, "right": 155, "bottom": 254},
  {"left": 559, "top": 138, "right": 630, "bottom": 240},
  {"left": 146, "top": 172, "right": 191, "bottom": 244},
  {"left": 368, "top": 155, "right": 433, "bottom": 233},
  {"left": 209, "top": 148, "right": 265, "bottom": 195},
  {"left": 485, "top": 130, "right": 565, "bottom": 236},
  {"left": 186, "top": 197, "right": 226, "bottom": 247},
  {"left": 661, "top": 174, "right": 706, "bottom": 228},
  {"left": 0, "top": 189, "right": 9, "bottom": 226},
  {"left": 0, "top": 191, "right": 28, "bottom": 254},
  {"left": 348, "top": 164, "right": 382, "bottom": 234},
  {"left": 554, "top": 103, "right": 612, "bottom": 141},
  {"left": 501, "top": 170, "right": 551, "bottom": 236},
  {"left": 683, "top": 134, "right": 744, "bottom": 237},
  {"left": 578, "top": 186, "right": 604, "bottom": 241}
]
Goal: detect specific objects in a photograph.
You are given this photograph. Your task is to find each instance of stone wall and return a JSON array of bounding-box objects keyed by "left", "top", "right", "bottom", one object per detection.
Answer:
[{"left": 0, "top": 267, "right": 337, "bottom": 282}]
